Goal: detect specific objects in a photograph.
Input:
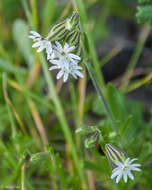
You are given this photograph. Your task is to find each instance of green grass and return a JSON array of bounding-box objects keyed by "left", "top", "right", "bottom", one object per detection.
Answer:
[{"left": 0, "top": 0, "right": 152, "bottom": 189}]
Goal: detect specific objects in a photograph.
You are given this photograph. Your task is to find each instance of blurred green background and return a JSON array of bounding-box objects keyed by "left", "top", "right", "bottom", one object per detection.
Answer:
[{"left": 0, "top": 0, "right": 152, "bottom": 189}]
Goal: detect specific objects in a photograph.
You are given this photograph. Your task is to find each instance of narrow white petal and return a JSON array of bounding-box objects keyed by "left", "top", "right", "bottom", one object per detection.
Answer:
[
  {"left": 55, "top": 41, "right": 62, "bottom": 52},
  {"left": 66, "top": 46, "right": 75, "bottom": 53},
  {"left": 64, "top": 43, "right": 69, "bottom": 51},
  {"left": 116, "top": 173, "right": 122, "bottom": 184},
  {"left": 71, "top": 73, "right": 78, "bottom": 79},
  {"left": 32, "top": 41, "right": 41, "bottom": 48},
  {"left": 128, "top": 158, "right": 138, "bottom": 164},
  {"left": 123, "top": 173, "right": 128, "bottom": 183},
  {"left": 128, "top": 171, "right": 134, "bottom": 180},
  {"left": 125, "top": 158, "right": 131, "bottom": 165},
  {"left": 131, "top": 164, "right": 141, "bottom": 167},
  {"left": 112, "top": 167, "right": 120, "bottom": 173},
  {"left": 30, "top": 30, "right": 41, "bottom": 37},
  {"left": 111, "top": 169, "right": 121, "bottom": 179},
  {"left": 63, "top": 72, "right": 69, "bottom": 82},
  {"left": 115, "top": 161, "right": 123, "bottom": 167},
  {"left": 57, "top": 70, "right": 64, "bottom": 79},
  {"left": 37, "top": 46, "right": 45, "bottom": 52},
  {"left": 75, "top": 66, "right": 83, "bottom": 70},
  {"left": 49, "top": 59, "right": 60, "bottom": 65},
  {"left": 68, "top": 53, "right": 81, "bottom": 60},
  {"left": 131, "top": 167, "right": 141, "bottom": 172},
  {"left": 69, "top": 58, "right": 78, "bottom": 64},
  {"left": 49, "top": 66, "right": 59, "bottom": 71},
  {"left": 74, "top": 70, "right": 84, "bottom": 78},
  {"left": 28, "top": 35, "right": 35, "bottom": 39}
]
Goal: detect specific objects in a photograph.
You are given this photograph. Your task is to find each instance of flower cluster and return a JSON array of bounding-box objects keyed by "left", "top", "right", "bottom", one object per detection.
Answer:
[
  {"left": 29, "top": 12, "right": 142, "bottom": 186},
  {"left": 29, "top": 12, "right": 83, "bottom": 82},
  {"left": 29, "top": 31, "right": 83, "bottom": 82}
]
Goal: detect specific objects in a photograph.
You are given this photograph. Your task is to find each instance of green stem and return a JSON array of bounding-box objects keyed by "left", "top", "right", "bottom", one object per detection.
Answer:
[
  {"left": 73, "top": 0, "right": 106, "bottom": 93},
  {"left": 85, "top": 62, "right": 117, "bottom": 133},
  {"left": 40, "top": 54, "right": 86, "bottom": 188}
]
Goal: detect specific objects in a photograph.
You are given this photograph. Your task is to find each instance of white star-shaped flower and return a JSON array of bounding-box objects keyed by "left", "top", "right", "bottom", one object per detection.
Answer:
[
  {"left": 53, "top": 41, "right": 81, "bottom": 64},
  {"left": 29, "top": 30, "right": 52, "bottom": 53},
  {"left": 49, "top": 59, "right": 83, "bottom": 82},
  {"left": 111, "top": 158, "right": 141, "bottom": 184}
]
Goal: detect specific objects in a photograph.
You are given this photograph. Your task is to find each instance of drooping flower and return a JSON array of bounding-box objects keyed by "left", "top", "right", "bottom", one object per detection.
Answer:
[
  {"left": 49, "top": 59, "right": 83, "bottom": 82},
  {"left": 29, "top": 30, "right": 52, "bottom": 53},
  {"left": 111, "top": 158, "right": 141, "bottom": 184},
  {"left": 105, "top": 144, "right": 141, "bottom": 184}
]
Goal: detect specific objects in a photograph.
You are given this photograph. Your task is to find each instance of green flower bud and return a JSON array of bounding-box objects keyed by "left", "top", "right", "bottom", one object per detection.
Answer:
[
  {"left": 46, "top": 12, "right": 80, "bottom": 42},
  {"left": 30, "top": 152, "right": 50, "bottom": 162},
  {"left": 75, "top": 126, "right": 96, "bottom": 135},
  {"left": 84, "top": 130, "right": 101, "bottom": 149}
]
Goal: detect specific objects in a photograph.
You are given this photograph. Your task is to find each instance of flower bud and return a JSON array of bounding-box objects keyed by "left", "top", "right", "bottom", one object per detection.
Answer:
[
  {"left": 105, "top": 144, "right": 126, "bottom": 169},
  {"left": 46, "top": 12, "right": 80, "bottom": 42},
  {"left": 84, "top": 130, "right": 101, "bottom": 149},
  {"left": 30, "top": 152, "right": 50, "bottom": 162}
]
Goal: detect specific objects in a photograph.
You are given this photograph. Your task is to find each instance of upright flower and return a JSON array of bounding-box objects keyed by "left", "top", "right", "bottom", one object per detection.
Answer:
[
  {"left": 52, "top": 41, "right": 81, "bottom": 64},
  {"left": 49, "top": 59, "right": 83, "bottom": 82},
  {"left": 105, "top": 144, "right": 141, "bottom": 184},
  {"left": 29, "top": 30, "right": 52, "bottom": 53},
  {"left": 111, "top": 157, "right": 141, "bottom": 183},
  {"left": 48, "top": 41, "right": 83, "bottom": 82}
]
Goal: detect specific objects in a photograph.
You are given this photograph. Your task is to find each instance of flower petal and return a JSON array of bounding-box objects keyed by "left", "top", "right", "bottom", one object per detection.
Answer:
[
  {"left": 128, "top": 158, "right": 138, "bottom": 164},
  {"left": 128, "top": 171, "right": 134, "bottom": 180},
  {"left": 116, "top": 173, "right": 122, "bottom": 184},
  {"left": 131, "top": 167, "right": 141, "bottom": 172},
  {"left": 63, "top": 72, "right": 69, "bottom": 82},
  {"left": 111, "top": 169, "right": 121, "bottom": 179},
  {"left": 32, "top": 41, "right": 41, "bottom": 48},
  {"left": 57, "top": 70, "right": 64, "bottom": 79},
  {"left": 123, "top": 172, "right": 128, "bottom": 183},
  {"left": 66, "top": 45, "right": 75, "bottom": 53},
  {"left": 55, "top": 41, "right": 62, "bottom": 52},
  {"left": 74, "top": 70, "right": 84, "bottom": 78},
  {"left": 131, "top": 164, "right": 141, "bottom": 167},
  {"left": 37, "top": 45, "right": 45, "bottom": 52},
  {"left": 49, "top": 66, "right": 59, "bottom": 71},
  {"left": 30, "top": 30, "right": 41, "bottom": 37},
  {"left": 68, "top": 53, "right": 81, "bottom": 60}
]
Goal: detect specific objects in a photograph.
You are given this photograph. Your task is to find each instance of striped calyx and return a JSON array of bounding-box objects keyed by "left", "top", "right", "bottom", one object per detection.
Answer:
[
  {"left": 105, "top": 144, "right": 126, "bottom": 168},
  {"left": 67, "top": 11, "right": 80, "bottom": 30},
  {"left": 84, "top": 129, "right": 101, "bottom": 149},
  {"left": 64, "top": 30, "right": 82, "bottom": 56},
  {"left": 46, "top": 12, "right": 80, "bottom": 42},
  {"left": 46, "top": 20, "right": 68, "bottom": 42}
]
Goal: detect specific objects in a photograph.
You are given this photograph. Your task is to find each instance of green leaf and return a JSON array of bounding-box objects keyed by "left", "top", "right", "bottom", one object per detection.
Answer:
[
  {"left": 12, "top": 19, "right": 34, "bottom": 66},
  {"left": 120, "top": 115, "right": 133, "bottom": 138},
  {"left": 136, "top": 5, "right": 152, "bottom": 24},
  {"left": 107, "top": 83, "right": 126, "bottom": 122},
  {"left": 138, "top": 0, "right": 151, "bottom": 3},
  {"left": 92, "top": 96, "right": 106, "bottom": 116}
]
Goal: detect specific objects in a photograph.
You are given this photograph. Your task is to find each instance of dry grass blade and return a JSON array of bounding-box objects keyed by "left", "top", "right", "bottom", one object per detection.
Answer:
[
  {"left": 2, "top": 73, "right": 28, "bottom": 136},
  {"left": 29, "top": 100, "right": 49, "bottom": 151}
]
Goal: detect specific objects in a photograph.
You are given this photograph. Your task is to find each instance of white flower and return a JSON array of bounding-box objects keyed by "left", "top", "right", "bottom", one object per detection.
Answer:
[
  {"left": 29, "top": 30, "right": 52, "bottom": 53},
  {"left": 49, "top": 59, "right": 83, "bottom": 82},
  {"left": 53, "top": 41, "right": 81, "bottom": 64},
  {"left": 111, "top": 158, "right": 141, "bottom": 184}
]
